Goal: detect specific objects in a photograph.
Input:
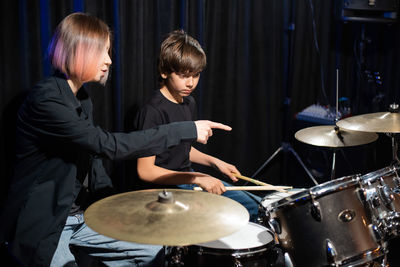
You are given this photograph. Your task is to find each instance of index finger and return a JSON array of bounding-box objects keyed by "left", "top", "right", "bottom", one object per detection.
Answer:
[
  {"left": 208, "top": 121, "right": 232, "bottom": 131},
  {"left": 229, "top": 171, "right": 239, "bottom": 182}
]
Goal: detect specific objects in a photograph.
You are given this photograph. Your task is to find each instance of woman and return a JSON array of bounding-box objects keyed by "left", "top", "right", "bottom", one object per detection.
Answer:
[{"left": 0, "top": 12, "right": 230, "bottom": 266}]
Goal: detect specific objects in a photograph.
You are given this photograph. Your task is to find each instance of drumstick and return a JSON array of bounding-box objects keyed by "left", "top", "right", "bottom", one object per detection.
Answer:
[
  {"left": 193, "top": 185, "right": 292, "bottom": 192},
  {"left": 232, "top": 173, "right": 270, "bottom": 186},
  {"left": 231, "top": 173, "right": 290, "bottom": 192}
]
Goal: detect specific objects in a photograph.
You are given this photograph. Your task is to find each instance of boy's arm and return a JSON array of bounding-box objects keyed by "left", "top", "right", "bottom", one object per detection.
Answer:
[
  {"left": 189, "top": 147, "right": 240, "bottom": 182},
  {"left": 137, "top": 156, "right": 226, "bottom": 194}
]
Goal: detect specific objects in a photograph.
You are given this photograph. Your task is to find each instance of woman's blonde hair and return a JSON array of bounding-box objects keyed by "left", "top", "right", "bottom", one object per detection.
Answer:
[{"left": 48, "top": 12, "right": 111, "bottom": 82}]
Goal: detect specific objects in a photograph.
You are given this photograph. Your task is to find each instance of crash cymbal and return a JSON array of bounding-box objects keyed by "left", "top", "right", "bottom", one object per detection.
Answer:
[
  {"left": 84, "top": 189, "right": 249, "bottom": 246},
  {"left": 295, "top": 125, "right": 378, "bottom": 148},
  {"left": 336, "top": 112, "right": 400, "bottom": 133}
]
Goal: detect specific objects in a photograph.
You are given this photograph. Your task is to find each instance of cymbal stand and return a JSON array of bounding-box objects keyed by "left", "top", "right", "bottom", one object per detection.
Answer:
[
  {"left": 331, "top": 69, "right": 341, "bottom": 180},
  {"left": 331, "top": 148, "right": 337, "bottom": 180},
  {"left": 387, "top": 103, "right": 400, "bottom": 164},
  {"left": 330, "top": 126, "right": 346, "bottom": 180},
  {"left": 330, "top": 144, "right": 357, "bottom": 181},
  {"left": 251, "top": 0, "right": 317, "bottom": 187},
  {"left": 252, "top": 143, "right": 318, "bottom": 186},
  {"left": 330, "top": 70, "right": 358, "bottom": 180},
  {"left": 387, "top": 133, "right": 399, "bottom": 164}
]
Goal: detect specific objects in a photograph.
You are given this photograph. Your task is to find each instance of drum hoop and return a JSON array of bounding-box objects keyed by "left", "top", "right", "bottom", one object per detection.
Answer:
[
  {"left": 333, "top": 246, "right": 383, "bottom": 267},
  {"left": 189, "top": 240, "right": 275, "bottom": 257},
  {"left": 361, "top": 164, "right": 399, "bottom": 184},
  {"left": 269, "top": 175, "right": 360, "bottom": 211}
]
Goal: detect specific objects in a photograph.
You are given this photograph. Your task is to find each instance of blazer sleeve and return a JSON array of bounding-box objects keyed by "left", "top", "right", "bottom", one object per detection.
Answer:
[{"left": 20, "top": 91, "right": 197, "bottom": 160}]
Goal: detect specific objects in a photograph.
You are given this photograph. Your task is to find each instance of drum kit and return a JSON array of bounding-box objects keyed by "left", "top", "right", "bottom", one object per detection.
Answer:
[{"left": 84, "top": 110, "right": 400, "bottom": 266}]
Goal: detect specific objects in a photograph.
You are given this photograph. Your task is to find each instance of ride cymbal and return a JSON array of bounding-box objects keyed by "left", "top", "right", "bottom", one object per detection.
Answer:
[
  {"left": 84, "top": 189, "right": 249, "bottom": 246},
  {"left": 295, "top": 125, "right": 378, "bottom": 148},
  {"left": 336, "top": 112, "right": 400, "bottom": 133}
]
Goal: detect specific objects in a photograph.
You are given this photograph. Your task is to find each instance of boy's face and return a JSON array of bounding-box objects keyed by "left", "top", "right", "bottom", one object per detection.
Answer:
[{"left": 162, "top": 71, "right": 200, "bottom": 97}]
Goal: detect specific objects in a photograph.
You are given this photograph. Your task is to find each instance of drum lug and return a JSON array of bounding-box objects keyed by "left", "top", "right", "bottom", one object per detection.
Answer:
[
  {"left": 326, "top": 239, "right": 338, "bottom": 266},
  {"left": 392, "top": 175, "right": 400, "bottom": 195},
  {"left": 393, "top": 176, "right": 400, "bottom": 189},
  {"left": 311, "top": 201, "right": 322, "bottom": 222},
  {"left": 269, "top": 218, "right": 281, "bottom": 235},
  {"left": 372, "top": 195, "right": 381, "bottom": 208},
  {"left": 257, "top": 207, "right": 268, "bottom": 226},
  {"left": 383, "top": 211, "right": 400, "bottom": 238},
  {"left": 369, "top": 224, "right": 383, "bottom": 243},
  {"left": 197, "top": 247, "right": 203, "bottom": 255},
  {"left": 167, "top": 246, "right": 187, "bottom": 267},
  {"left": 233, "top": 259, "right": 244, "bottom": 267},
  {"left": 378, "top": 184, "right": 395, "bottom": 206},
  {"left": 284, "top": 252, "right": 294, "bottom": 267},
  {"left": 360, "top": 185, "right": 381, "bottom": 208},
  {"left": 393, "top": 187, "right": 400, "bottom": 195},
  {"left": 310, "top": 191, "right": 322, "bottom": 221},
  {"left": 357, "top": 186, "right": 367, "bottom": 204}
]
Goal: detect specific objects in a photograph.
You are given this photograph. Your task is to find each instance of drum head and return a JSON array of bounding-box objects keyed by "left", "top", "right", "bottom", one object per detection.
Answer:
[
  {"left": 195, "top": 222, "right": 273, "bottom": 250},
  {"left": 261, "top": 189, "right": 305, "bottom": 208}
]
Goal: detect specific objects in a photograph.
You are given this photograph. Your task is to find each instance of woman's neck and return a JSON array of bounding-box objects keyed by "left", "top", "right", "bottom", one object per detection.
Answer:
[{"left": 67, "top": 78, "right": 83, "bottom": 95}]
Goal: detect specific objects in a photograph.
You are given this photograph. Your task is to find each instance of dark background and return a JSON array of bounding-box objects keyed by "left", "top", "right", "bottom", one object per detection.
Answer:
[{"left": 1, "top": 0, "right": 399, "bottom": 202}]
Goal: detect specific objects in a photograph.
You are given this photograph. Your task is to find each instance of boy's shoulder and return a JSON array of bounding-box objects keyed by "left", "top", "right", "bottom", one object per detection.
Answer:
[{"left": 144, "top": 89, "right": 167, "bottom": 108}]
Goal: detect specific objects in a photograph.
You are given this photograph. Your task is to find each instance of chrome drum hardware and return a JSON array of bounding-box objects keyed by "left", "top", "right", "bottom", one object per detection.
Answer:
[
  {"left": 264, "top": 175, "right": 384, "bottom": 267},
  {"left": 360, "top": 164, "right": 400, "bottom": 240}
]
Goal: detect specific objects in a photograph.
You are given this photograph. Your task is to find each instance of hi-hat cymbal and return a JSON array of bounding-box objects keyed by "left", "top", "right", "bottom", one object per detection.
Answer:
[
  {"left": 84, "top": 189, "right": 249, "bottom": 246},
  {"left": 336, "top": 112, "right": 400, "bottom": 133},
  {"left": 295, "top": 125, "right": 378, "bottom": 148}
]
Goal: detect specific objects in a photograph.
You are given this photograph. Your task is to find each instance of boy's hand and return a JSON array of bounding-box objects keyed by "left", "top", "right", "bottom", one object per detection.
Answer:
[
  {"left": 194, "top": 120, "right": 232, "bottom": 144},
  {"left": 192, "top": 173, "right": 226, "bottom": 195},
  {"left": 211, "top": 158, "right": 240, "bottom": 182}
]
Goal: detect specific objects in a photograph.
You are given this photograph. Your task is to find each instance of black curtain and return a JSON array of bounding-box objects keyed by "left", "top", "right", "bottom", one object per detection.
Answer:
[{"left": 2, "top": 0, "right": 400, "bottom": 201}]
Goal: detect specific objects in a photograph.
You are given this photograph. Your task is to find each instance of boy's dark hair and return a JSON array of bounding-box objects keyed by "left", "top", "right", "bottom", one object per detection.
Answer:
[{"left": 158, "top": 29, "right": 206, "bottom": 87}]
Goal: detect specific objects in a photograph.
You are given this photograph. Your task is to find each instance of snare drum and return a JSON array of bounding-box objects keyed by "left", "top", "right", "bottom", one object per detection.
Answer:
[
  {"left": 360, "top": 164, "right": 400, "bottom": 239},
  {"left": 266, "top": 175, "right": 383, "bottom": 267},
  {"left": 172, "top": 222, "right": 276, "bottom": 267}
]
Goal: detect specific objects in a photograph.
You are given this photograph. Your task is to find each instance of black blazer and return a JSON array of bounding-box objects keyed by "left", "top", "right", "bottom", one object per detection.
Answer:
[{"left": 0, "top": 73, "right": 196, "bottom": 266}]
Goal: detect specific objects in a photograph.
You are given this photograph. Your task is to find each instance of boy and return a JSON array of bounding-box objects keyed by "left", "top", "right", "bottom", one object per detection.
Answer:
[{"left": 134, "top": 30, "right": 260, "bottom": 220}]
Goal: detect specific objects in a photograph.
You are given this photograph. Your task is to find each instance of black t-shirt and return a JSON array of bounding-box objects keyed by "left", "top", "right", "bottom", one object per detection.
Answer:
[{"left": 134, "top": 90, "right": 197, "bottom": 171}]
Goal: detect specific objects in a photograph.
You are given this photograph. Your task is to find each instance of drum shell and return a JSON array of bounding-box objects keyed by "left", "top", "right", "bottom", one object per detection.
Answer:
[
  {"left": 176, "top": 222, "right": 277, "bottom": 267},
  {"left": 268, "top": 176, "right": 382, "bottom": 267},
  {"left": 181, "top": 244, "right": 275, "bottom": 267}
]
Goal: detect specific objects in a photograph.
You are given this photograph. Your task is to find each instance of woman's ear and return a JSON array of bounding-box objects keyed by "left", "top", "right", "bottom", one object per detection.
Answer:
[{"left": 161, "top": 73, "right": 168, "bottom": 79}]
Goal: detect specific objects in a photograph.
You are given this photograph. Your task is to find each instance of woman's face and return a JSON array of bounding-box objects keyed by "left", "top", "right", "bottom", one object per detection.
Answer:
[{"left": 93, "top": 37, "right": 112, "bottom": 85}]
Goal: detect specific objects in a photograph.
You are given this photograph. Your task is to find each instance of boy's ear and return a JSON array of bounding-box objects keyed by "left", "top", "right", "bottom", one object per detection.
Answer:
[{"left": 161, "top": 73, "right": 168, "bottom": 79}]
